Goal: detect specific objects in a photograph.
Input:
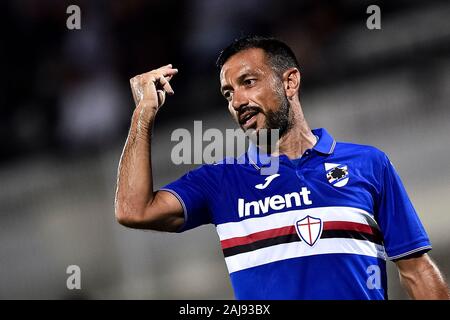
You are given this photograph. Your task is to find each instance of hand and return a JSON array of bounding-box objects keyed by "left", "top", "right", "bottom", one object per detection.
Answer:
[{"left": 129, "top": 64, "right": 178, "bottom": 118}]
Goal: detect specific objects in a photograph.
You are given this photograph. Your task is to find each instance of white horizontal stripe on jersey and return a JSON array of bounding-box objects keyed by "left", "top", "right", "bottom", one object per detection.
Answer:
[
  {"left": 216, "top": 206, "right": 378, "bottom": 241},
  {"left": 225, "top": 237, "right": 386, "bottom": 274}
]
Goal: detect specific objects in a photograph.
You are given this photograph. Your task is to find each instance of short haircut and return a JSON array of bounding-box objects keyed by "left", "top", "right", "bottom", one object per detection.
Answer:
[{"left": 216, "top": 35, "right": 300, "bottom": 76}]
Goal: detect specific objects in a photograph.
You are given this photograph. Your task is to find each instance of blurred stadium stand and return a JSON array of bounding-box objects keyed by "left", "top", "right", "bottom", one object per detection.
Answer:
[{"left": 0, "top": 0, "right": 449, "bottom": 298}]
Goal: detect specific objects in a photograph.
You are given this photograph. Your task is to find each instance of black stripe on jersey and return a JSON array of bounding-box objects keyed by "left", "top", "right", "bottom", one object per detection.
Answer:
[
  {"left": 222, "top": 234, "right": 300, "bottom": 258},
  {"left": 321, "top": 230, "right": 383, "bottom": 245},
  {"left": 222, "top": 229, "right": 383, "bottom": 258}
]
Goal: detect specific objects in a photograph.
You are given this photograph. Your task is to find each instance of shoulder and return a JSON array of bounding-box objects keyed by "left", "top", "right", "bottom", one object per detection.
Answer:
[
  {"left": 189, "top": 162, "right": 225, "bottom": 177},
  {"left": 332, "top": 141, "right": 392, "bottom": 186},
  {"left": 214, "top": 156, "right": 239, "bottom": 165},
  {"left": 334, "top": 141, "right": 389, "bottom": 164},
  {"left": 188, "top": 157, "right": 242, "bottom": 181}
]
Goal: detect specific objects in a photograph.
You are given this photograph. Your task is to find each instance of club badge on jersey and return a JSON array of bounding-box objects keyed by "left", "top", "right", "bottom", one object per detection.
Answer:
[
  {"left": 295, "top": 216, "right": 323, "bottom": 247},
  {"left": 325, "top": 163, "right": 349, "bottom": 187}
]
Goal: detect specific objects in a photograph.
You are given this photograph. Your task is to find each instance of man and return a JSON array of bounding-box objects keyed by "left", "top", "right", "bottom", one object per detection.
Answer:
[{"left": 115, "top": 36, "right": 450, "bottom": 299}]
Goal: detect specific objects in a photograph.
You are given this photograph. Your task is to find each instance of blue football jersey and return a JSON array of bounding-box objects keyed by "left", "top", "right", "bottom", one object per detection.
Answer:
[{"left": 161, "top": 128, "right": 431, "bottom": 300}]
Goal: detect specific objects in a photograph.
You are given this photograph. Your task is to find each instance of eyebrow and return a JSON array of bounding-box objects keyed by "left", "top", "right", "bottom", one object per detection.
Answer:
[{"left": 220, "top": 72, "right": 256, "bottom": 94}]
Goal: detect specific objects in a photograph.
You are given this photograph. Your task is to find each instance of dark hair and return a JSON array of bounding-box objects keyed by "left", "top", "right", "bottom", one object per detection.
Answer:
[{"left": 216, "top": 36, "right": 300, "bottom": 76}]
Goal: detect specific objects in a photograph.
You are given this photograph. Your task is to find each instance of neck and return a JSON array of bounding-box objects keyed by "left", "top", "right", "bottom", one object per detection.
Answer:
[{"left": 272, "top": 100, "right": 316, "bottom": 159}]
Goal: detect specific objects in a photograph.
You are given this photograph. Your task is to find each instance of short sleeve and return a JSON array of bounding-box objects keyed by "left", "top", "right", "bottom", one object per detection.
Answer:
[
  {"left": 160, "top": 165, "right": 220, "bottom": 233},
  {"left": 376, "top": 154, "right": 432, "bottom": 260}
]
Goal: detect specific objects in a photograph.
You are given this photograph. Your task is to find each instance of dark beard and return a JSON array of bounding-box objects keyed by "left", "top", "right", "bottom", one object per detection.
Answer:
[
  {"left": 255, "top": 92, "right": 293, "bottom": 152},
  {"left": 265, "top": 93, "right": 292, "bottom": 138}
]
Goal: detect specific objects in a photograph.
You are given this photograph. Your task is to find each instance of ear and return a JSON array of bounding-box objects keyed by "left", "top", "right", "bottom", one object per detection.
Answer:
[{"left": 282, "top": 68, "right": 301, "bottom": 99}]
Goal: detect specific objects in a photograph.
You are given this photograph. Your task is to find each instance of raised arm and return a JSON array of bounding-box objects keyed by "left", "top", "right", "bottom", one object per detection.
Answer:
[
  {"left": 114, "top": 65, "right": 184, "bottom": 232},
  {"left": 395, "top": 253, "right": 450, "bottom": 300}
]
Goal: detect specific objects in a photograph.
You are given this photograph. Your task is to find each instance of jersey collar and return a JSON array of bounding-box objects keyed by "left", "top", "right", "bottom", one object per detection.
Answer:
[
  {"left": 311, "top": 128, "right": 336, "bottom": 155},
  {"left": 247, "top": 128, "right": 336, "bottom": 168}
]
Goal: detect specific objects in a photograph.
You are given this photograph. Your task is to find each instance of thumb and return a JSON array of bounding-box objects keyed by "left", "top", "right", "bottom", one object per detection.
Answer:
[{"left": 157, "top": 89, "right": 166, "bottom": 107}]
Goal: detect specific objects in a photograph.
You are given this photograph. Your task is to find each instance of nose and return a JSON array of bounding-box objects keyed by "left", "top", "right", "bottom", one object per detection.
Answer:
[{"left": 231, "top": 88, "right": 249, "bottom": 111}]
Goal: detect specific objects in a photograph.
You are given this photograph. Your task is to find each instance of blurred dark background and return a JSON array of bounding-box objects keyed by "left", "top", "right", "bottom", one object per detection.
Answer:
[{"left": 0, "top": 0, "right": 449, "bottom": 299}]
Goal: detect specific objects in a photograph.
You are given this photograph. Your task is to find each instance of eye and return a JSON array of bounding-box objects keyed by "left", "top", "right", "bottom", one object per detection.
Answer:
[
  {"left": 244, "top": 78, "right": 256, "bottom": 86},
  {"left": 223, "top": 91, "right": 232, "bottom": 101}
]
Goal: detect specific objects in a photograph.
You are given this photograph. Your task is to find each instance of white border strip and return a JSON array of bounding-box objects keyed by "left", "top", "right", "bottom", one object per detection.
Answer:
[
  {"left": 216, "top": 206, "right": 378, "bottom": 241},
  {"left": 225, "top": 237, "right": 386, "bottom": 274},
  {"left": 387, "top": 245, "right": 432, "bottom": 261}
]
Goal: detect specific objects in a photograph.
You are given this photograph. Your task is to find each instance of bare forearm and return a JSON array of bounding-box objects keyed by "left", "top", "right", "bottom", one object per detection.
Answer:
[
  {"left": 115, "top": 106, "right": 155, "bottom": 221},
  {"left": 399, "top": 257, "right": 450, "bottom": 300},
  {"left": 115, "top": 64, "right": 178, "bottom": 227}
]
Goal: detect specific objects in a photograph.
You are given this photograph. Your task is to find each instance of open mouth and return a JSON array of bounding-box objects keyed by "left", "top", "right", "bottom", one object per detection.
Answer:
[{"left": 239, "top": 109, "right": 260, "bottom": 129}]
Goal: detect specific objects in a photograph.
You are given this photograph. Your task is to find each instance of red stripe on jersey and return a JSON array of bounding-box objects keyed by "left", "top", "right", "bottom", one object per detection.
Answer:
[
  {"left": 220, "top": 220, "right": 379, "bottom": 250},
  {"left": 220, "top": 225, "right": 296, "bottom": 249}
]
